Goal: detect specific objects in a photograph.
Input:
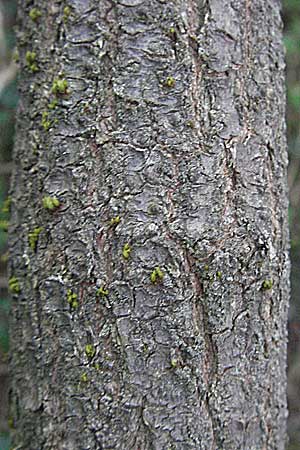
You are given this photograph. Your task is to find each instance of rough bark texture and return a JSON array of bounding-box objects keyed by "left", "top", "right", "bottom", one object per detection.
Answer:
[{"left": 9, "top": 0, "right": 289, "bottom": 449}]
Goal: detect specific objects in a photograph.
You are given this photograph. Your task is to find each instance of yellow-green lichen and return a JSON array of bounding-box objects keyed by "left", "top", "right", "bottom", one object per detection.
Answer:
[
  {"left": 29, "top": 8, "right": 42, "bottom": 21},
  {"left": 96, "top": 286, "right": 109, "bottom": 297},
  {"left": 262, "top": 279, "right": 273, "bottom": 290},
  {"left": 42, "top": 196, "right": 60, "bottom": 210},
  {"left": 25, "top": 51, "right": 38, "bottom": 72},
  {"left": 110, "top": 215, "right": 121, "bottom": 226},
  {"left": 150, "top": 266, "right": 164, "bottom": 284},
  {"left": 51, "top": 78, "right": 68, "bottom": 96},
  {"left": 122, "top": 243, "right": 131, "bottom": 260},
  {"left": 165, "top": 76, "right": 175, "bottom": 88},
  {"left": 28, "top": 227, "right": 43, "bottom": 251},
  {"left": 216, "top": 271, "right": 222, "bottom": 278},
  {"left": 85, "top": 344, "right": 95, "bottom": 359},
  {"left": 9, "top": 276, "right": 20, "bottom": 294},
  {"left": 67, "top": 289, "right": 78, "bottom": 308}
]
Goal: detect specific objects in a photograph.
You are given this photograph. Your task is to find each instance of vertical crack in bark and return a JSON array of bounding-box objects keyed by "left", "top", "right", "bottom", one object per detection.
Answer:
[
  {"left": 185, "top": 252, "right": 220, "bottom": 449},
  {"left": 187, "top": 0, "right": 204, "bottom": 153},
  {"left": 185, "top": 2, "right": 222, "bottom": 446}
]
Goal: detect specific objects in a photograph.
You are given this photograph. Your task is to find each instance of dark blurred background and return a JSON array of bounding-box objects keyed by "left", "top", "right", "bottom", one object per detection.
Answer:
[
  {"left": 284, "top": 0, "right": 300, "bottom": 448},
  {"left": 0, "top": 1, "right": 299, "bottom": 448}
]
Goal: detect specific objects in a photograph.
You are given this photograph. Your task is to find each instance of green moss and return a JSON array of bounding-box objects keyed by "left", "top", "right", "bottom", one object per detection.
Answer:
[
  {"left": 80, "top": 372, "right": 88, "bottom": 382},
  {"left": 29, "top": 8, "right": 42, "bottom": 21},
  {"left": 0, "top": 220, "right": 9, "bottom": 231},
  {"left": 85, "top": 344, "right": 95, "bottom": 359},
  {"left": 25, "top": 51, "right": 38, "bottom": 72},
  {"left": 262, "top": 279, "right": 273, "bottom": 290},
  {"left": 48, "top": 99, "right": 58, "bottom": 110},
  {"left": 9, "top": 276, "right": 20, "bottom": 294},
  {"left": 216, "top": 271, "right": 222, "bottom": 278},
  {"left": 67, "top": 289, "right": 78, "bottom": 308},
  {"left": 63, "top": 6, "right": 71, "bottom": 20},
  {"left": 170, "top": 358, "right": 178, "bottom": 368},
  {"left": 1, "top": 196, "right": 11, "bottom": 214},
  {"left": 96, "top": 286, "right": 109, "bottom": 297},
  {"left": 186, "top": 120, "right": 195, "bottom": 128},
  {"left": 51, "top": 78, "right": 68, "bottom": 96},
  {"left": 41, "top": 111, "right": 51, "bottom": 131},
  {"left": 42, "top": 196, "right": 60, "bottom": 210},
  {"left": 28, "top": 227, "right": 43, "bottom": 251},
  {"left": 165, "top": 76, "right": 175, "bottom": 88},
  {"left": 122, "top": 243, "right": 131, "bottom": 260},
  {"left": 110, "top": 216, "right": 121, "bottom": 226},
  {"left": 150, "top": 266, "right": 164, "bottom": 284}
]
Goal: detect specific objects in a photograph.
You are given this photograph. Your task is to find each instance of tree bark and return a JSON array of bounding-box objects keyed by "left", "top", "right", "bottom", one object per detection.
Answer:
[{"left": 10, "top": 1, "right": 289, "bottom": 449}]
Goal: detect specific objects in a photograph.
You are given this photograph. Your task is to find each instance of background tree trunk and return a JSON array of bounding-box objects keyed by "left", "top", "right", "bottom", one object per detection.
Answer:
[{"left": 10, "top": 1, "right": 289, "bottom": 449}]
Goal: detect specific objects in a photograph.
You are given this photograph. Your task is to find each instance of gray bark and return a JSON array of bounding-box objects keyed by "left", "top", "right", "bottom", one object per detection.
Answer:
[{"left": 9, "top": 0, "right": 289, "bottom": 449}]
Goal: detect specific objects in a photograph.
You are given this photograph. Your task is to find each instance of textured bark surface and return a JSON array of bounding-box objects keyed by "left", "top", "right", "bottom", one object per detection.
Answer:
[{"left": 9, "top": 0, "right": 289, "bottom": 449}]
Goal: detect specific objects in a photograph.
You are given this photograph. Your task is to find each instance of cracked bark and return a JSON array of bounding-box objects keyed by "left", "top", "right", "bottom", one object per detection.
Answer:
[{"left": 9, "top": 0, "right": 289, "bottom": 449}]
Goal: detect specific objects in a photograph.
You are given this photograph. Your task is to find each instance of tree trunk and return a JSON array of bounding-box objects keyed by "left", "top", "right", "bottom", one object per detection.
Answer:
[{"left": 9, "top": 1, "right": 289, "bottom": 449}]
